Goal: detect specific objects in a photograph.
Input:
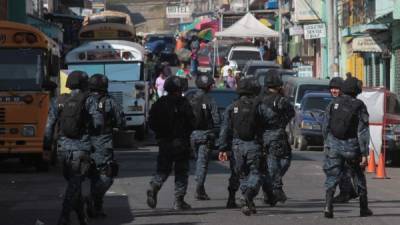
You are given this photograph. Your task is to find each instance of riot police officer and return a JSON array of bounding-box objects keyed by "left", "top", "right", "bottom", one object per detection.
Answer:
[
  {"left": 44, "top": 71, "right": 98, "bottom": 225},
  {"left": 85, "top": 74, "right": 125, "bottom": 218},
  {"left": 188, "top": 73, "right": 220, "bottom": 200},
  {"left": 257, "top": 70, "right": 295, "bottom": 204},
  {"left": 218, "top": 77, "right": 262, "bottom": 216},
  {"left": 328, "top": 77, "right": 358, "bottom": 203},
  {"left": 323, "top": 77, "right": 373, "bottom": 218},
  {"left": 146, "top": 76, "right": 195, "bottom": 210}
]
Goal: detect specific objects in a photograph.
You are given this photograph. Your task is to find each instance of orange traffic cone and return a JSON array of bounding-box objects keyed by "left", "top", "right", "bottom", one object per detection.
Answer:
[
  {"left": 366, "top": 149, "right": 376, "bottom": 173},
  {"left": 374, "top": 153, "right": 390, "bottom": 179}
]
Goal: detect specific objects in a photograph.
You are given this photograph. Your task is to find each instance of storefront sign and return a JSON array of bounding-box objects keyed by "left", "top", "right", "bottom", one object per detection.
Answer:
[
  {"left": 166, "top": 5, "right": 192, "bottom": 18},
  {"left": 289, "top": 25, "right": 304, "bottom": 36},
  {"left": 304, "top": 23, "right": 326, "bottom": 40},
  {"left": 293, "top": 0, "right": 322, "bottom": 22},
  {"left": 297, "top": 65, "right": 313, "bottom": 78},
  {"left": 352, "top": 36, "right": 385, "bottom": 52}
]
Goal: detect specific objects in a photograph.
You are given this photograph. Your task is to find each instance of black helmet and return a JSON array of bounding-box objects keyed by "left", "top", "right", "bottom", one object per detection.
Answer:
[
  {"left": 164, "top": 76, "right": 182, "bottom": 93},
  {"left": 88, "top": 74, "right": 109, "bottom": 92},
  {"left": 264, "top": 69, "right": 283, "bottom": 88},
  {"left": 237, "top": 77, "right": 261, "bottom": 96},
  {"left": 66, "top": 70, "right": 89, "bottom": 90},
  {"left": 342, "top": 77, "right": 362, "bottom": 96},
  {"left": 180, "top": 77, "right": 189, "bottom": 92},
  {"left": 195, "top": 73, "right": 214, "bottom": 89},
  {"left": 329, "top": 77, "right": 343, "bottom": 89}
]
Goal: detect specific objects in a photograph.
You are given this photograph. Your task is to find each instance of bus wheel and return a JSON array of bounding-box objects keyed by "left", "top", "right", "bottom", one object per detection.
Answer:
[{"left": 135, "top": 125, "right": 146, "bottom": 141}]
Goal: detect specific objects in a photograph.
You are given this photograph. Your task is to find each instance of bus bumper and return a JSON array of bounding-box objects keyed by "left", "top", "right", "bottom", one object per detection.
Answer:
[
  {"left": 0, "top": 138, "right": 44, "bottom": 155},
  {"left": 125, "top": 113, "right": 146, "bottom": 127}
]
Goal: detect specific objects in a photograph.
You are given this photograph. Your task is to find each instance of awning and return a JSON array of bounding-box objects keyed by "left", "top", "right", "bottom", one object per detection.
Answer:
[
  {"left": 352, "top": 36, "right": 387, "bottom": 53},
  {"left": 342, "top": 23, "right": 388, "bottom": 37}
]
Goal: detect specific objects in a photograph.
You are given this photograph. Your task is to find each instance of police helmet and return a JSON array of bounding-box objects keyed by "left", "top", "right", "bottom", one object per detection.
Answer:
[
  {"left": 237, "top": 77, "right": 261, "bottom": 96},
  {"left": 180, "top": 77, "right": 189, "bottom": 92},
  {"left": 88, "top": 74, "right": 109, "bottom": 92},
  {"left": 264, "top": 69, "right": 283, "bottom": 88},
  {"left": 164, "top": 76, "right": 182, "bottom": 93},
  {"left": 66, "top": 70, "right": 89, "bottom": 90},
  {"left": 195, "top": 73, "right": 215, "bottom": 89},
  {"left": 342, "top": 77, "right": 362, "bottom": 96},
  {"left": 329, "top": 77, "right": 343, "bottom": 89}
]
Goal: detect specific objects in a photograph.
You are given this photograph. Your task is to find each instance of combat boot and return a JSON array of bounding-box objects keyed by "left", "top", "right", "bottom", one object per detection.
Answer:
[
  {"left": 173, "top": 196, "right": 192, "bottom": 210},
  {"left": 226, "top": 190, "right": 238, "bottom": 208},
  {"left": 324, "top": 189, "right": 335, "bottom": 218},
  {"left": 273, "top": 189, "right": 287, "bottom": 203},
  {"left": 263, "top": 190, "right": 277, "bottom": 207},
  {"left": 359, "top": 195, "right": 373, "bottom": 217},
  {"left": 195, "top": 185, "right": 210, "bottom": 200},
  {"left": 241, "top": 190, "right": 255, "bottom": 216},
  {"left": 146, "top": 183, "right": 160, "bottom": 209}
]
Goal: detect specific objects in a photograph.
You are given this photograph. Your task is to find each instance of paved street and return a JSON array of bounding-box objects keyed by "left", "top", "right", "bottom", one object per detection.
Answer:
[{"left": 1, "top": 142, "right": 400, "bottom": 225}]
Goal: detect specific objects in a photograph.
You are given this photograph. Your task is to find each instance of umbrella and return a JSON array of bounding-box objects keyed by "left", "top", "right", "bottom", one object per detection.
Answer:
[
  {"left": 198, "top": 28, "right": 213, "bottom": 41},
  {"left": 176, "top": 48, "right": 191, "bottom": 62},
  {"left": 185, "top": 29, "right": 200, "bottom": 40}
]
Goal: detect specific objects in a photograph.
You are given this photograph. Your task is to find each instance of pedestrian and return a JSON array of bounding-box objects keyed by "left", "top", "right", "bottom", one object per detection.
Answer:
[
  {"left": 190, "top": 36, "right": 200, "bottom": 75},
  {"left": 146, "top": 76, "right": 195, "bottom": 210},
  {"left": 155, "top": 71, "right": 167, "bottom": 98},
  {"left": 221, "top": 61, "right": 231, "bottom": 81},
  {"left": 226, "top": 69, "right": 237, "bottom": 89},
  {"left": 322, "top": 77, "right": 373, "bottom": 218},
  {"left": 218, "top": 77, "right": 263, "bottom": 216},
  {"left": 44, "top": 71, "right": 98, "bottom": 225},
  {"left": 257, "top": 70, "right": 295, "bottom": 205},
  {"left": 176, "top": 63, "right": 190, "bottom": 79},
  {"left": 187, "top": 73, "right": 220, "bottom": 200},
  {"left": 85, "top": 74, "right": 125, "bottom": 218}
]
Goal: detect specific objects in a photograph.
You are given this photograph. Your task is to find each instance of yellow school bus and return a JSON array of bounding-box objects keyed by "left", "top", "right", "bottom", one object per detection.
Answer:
[
  {"left": 79, "top": 10, "right": 136, "bottom": 42},
  {"left": 0, "top": 21, "right": 60, "bottom": 170}
]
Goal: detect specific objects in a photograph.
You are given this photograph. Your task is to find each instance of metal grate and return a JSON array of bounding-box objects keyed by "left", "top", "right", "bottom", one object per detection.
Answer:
[
  {"left": 0, "top": 108, "right": 5, "bottom": 123},
  {"left": 109, "top": 92, "right": 123, "bottom": 106}
]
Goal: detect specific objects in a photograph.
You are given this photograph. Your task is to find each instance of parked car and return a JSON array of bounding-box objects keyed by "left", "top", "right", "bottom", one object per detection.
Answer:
[
  {"left": 283, "top": 76, "right": 330, "bottom": 108},
  {"left": 358, "top": 87, "right": 400, "bottom": 166},
  {"left": 227, "top": 45, "right": 263, "bottom": 73},
  {"left": 198, "top": 44, "right": 229, "bottom": 73},
  {"left": 291, "top": 92, "right": 332, "bottom": 151},
  {"left": 242, "top": 60, "right": 280, "bottom": 77}
]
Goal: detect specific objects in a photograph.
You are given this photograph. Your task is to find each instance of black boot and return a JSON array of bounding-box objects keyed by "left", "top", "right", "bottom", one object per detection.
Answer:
[
  {"left": 173, "top": 196, "right": 192, "bottom": 210},
  {"left": 226, "top": 190, "right": 238, "bottom": 208},
  {"left": 241, "top": 190, "right": 255, "bottom": 216},
  {"left": 146, "top": 183, "right": 160, "bottom": 209},
  {"left": 273, "top": 189, "right": 287, "bottom": 204},
  {"left": 263, "top": 190, "right": 277, "bottom": 207},
  {"left": 359, "top": 195, "right": 373, "bottom": 217},
  {"left": 195, "top": 185, "right": 210, "bottom": 200},
  {"left": 324, "top": 189, "right": 334, "bottom": 218}
]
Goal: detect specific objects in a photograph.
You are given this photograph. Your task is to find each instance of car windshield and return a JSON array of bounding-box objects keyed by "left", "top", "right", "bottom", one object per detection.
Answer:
[
  {"left": 231, "top": 51, "right": 261, "bottom": 61},
  {"left": 209, "top": 91, "right": 238, "bottom": 108},
  {"left": 302, "top": 96, "right": 332, "bottom": 111},
  {"left": 0, "top": 49, "right": 44, "bottom": 91},
  {"left": 68, "top": 63, "right": 142, "bottom": 81},
  {"left": 297, "top": 85, "right": 330, "bottom": 104},
  {"left": 148, "top": 36, "right": 173, "bottom": 43}
]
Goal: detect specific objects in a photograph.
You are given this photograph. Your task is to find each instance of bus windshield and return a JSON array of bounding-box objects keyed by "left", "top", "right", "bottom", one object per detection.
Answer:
[
  {"left": 68, "top": 63, "right": 141, "bottom": 81},
  {"left": 0, "top": 49, "right": 43, "bottom": 91}
]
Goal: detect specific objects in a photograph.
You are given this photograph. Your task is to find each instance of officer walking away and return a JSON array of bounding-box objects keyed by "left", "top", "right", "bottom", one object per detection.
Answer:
[
  {"left": 85, "top": 74, "right": 125, "bottom": 218},
  {"left": 146, "top": 76, "right": 195, "bottom": 210},
  {"left": 323, "top": 77, "right": 373, "bottom": 218},
  {"left": 258, "top": 70, "right": 295, "bottom": 204},
  {"left": 328, "top": 77, "right": 358, "bottom": 203},
  {"left": 218, "top": 77, "right": 262, "bottom": 216},
  {"left": 44, "top": 71, "right": 95, "bottom": 225},
  {"left": 188, "top": 73, "right": 220, "bottom": 200}
]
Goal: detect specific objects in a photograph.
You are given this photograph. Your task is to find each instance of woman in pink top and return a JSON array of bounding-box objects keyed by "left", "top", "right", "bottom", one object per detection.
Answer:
[
  {"left": 155, "top": 72, "right": 167, "bottom": 97},
  {"left": 226, "top": 69, "right": 237, "bottom": 89}
]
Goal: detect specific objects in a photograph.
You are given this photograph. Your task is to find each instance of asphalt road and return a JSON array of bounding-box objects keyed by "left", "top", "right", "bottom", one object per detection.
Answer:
[{"left": 1, "top": 143, "right": 400, "bottom": 225}]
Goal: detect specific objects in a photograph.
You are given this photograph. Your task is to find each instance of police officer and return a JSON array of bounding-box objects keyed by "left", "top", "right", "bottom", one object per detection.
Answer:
[
  {"left": 188, "top": 73, "right": 220, "bottom": 200},
  {"left": 323, "top": 77, "right": 373, "bottom": 218},
  {"left": 218, "top": 77, "right": 262, "bottom": 216},
  {"left": 257, "top": 70, "right": 295, "bottom": 204},
  {"left": 328, "top": 77, "right": 358, "bottom": 203},
  {"left": 44, "top": 71, "right": 98, "bottom": 225},
  {"left": 85, "top": 74, "right": 125, "bottom": 218},
  {"left": 146, "top": 76, "right": 195, "bottom": 210}
]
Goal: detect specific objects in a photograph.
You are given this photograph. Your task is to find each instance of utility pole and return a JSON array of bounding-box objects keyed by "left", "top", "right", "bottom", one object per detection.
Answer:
[
  {"left": 246, "top": 0, "right": 249, "bottom": 12},
  {"left": 327, "top": 0, "right": 339, "bottom": 77},
  {"left": 278, "top": 0, "right": 283, "bottom": 64}
]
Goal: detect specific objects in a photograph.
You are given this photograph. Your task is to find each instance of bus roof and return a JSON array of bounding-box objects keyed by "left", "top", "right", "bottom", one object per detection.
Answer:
[
  {"left": 0, "top": 20, "right": 59, "bottom": 51},
  {"left": 83, "top": 10, "right": 133, "bottom": 26},
  {"left": 65, "top": 40, "right": 145, "bottom": 63}
]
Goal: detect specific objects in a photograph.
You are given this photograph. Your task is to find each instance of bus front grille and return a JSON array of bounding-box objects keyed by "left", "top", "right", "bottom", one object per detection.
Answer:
[
  {"left": 109, "top": 92, "right": 123, "bottom": 106},
  {"left": 0, "top": 108, "right": 5, "bottom": 123}
]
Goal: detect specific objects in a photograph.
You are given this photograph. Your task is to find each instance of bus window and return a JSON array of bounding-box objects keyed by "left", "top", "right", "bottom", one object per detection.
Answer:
[
  {"left": 105, "top": 63, "right": 141, "bottom": 81},
  {"left": 68, "top": 64, "right": 104, "bottom": 76},
  {"left": 0, "top": 49, "right": 44, "bottom": 91}
]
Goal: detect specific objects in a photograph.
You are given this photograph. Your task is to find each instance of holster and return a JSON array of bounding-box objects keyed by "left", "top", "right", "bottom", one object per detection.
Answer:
[{"left": 105, "top": 160, "right": 119, "bottom": 178}]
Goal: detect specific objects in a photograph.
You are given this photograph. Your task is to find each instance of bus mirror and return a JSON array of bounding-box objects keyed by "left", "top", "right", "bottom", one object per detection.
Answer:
[{"left": 42, "top": 80, "right": 57, "bottom": 91}]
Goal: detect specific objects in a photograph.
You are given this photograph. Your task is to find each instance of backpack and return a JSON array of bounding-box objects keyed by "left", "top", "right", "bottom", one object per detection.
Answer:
[
  {"left": 329, "top": 97, "right": 362, "bottom": 140},
  {"left": 189, "top": 94, "right": 212, "bottom": 130},
  {"left": 232, "top": 97, "right": 258, "bottom": 141},
  {"left": 59, "top": 92, "right": 89, "bottom": 139}
]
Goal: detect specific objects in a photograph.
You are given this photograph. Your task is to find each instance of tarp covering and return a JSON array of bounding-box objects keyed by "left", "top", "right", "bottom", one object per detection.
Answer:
[{"left": 216, "top": 12, "right": 279, "bottom": 38}]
